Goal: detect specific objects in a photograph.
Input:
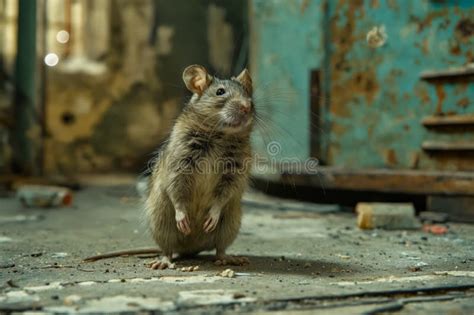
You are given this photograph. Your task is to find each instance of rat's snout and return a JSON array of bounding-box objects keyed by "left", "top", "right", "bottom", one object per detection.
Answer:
[
  {"left": 239, "top": 103, "right": 251, "bottom": 114},
  {"left": 222, "top": 98, "right": 254, "bottom": 131},
  {"left": 236, "top": 99, "right": 252, "bottom": 115}
]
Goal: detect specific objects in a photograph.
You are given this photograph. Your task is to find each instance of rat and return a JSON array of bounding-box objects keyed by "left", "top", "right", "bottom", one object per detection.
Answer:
[
  {"left": 145, "top": 64, "right": 254, "bottom": 269},
  {"left": 84, "top": 65, "right": 255, "bottom": 269}
]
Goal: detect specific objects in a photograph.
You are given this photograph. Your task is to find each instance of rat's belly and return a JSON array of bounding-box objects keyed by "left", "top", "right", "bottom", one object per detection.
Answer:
[
  {"left": 189, "top": 172, "right": 219, "bottom": 214},
  {"left": 175, "top": 230, "right": 216, "bottom": 254}
]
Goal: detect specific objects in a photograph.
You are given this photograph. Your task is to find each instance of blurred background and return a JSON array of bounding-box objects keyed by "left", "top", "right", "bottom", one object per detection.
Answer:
[{"left": 0, "top": 0, "right": 473, "bottom": 209}]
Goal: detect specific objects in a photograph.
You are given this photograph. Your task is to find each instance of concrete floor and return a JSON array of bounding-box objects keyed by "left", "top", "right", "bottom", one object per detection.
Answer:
[{"left": 1, "top": 180, "right": 473, "bottom": 314}]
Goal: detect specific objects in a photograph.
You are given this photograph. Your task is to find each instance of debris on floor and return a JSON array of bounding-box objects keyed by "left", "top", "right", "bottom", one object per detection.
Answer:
[
  {"left": 423, "top": 224, "right": 449, "bottom": 235},
  {"left": 0, "top": 214, "right": 44, "bottom": 224},
  {"left": 177, "top": 289, "right": 254, "bottom": 307},
  {"left": 63, "top": 294, "right": 82, "bottom": 306},
  {"left": 16, "top": 185, "right": 73, "bottom": 207},
  {"left": 356, "top": 202, "right": 421, "bottom": 230},
  {"left": 219, "top": 269, "right": 235, "bottom": 278},
  {"left": 180, "top": 266, "right": 200, "bottom": 272},
  {"left": 1, "top": 187, "right": 473, "bottom": 314},
  {"left": 47, "top": 295, "right": 175, "bottom": 313}
]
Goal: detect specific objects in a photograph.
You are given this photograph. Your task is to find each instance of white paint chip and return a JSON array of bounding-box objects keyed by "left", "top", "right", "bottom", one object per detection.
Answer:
[
  {"left": 178, "top": 289, "right": 255, "bottom": 306},
  {"left": 47, "top": 296, "right": 175, "bottom": 313},
  {"left": 0, "top": 215, "right": 42, "bottom": 223},
  {"left": 0, "top": 290, "right": 40, "bottom": 304},
  {"left": 25, "top": 281, "right": 63, "bottom": 292},
  {"left": 366, "top": 25, "right": 388, "bottom": 48},
  {"left": 0, "top": 236, "right": 13, "bottom": 242},
  {"left": 51, "top": 252, "right": 69, "bottom": 258},
  {"left": 333, "top": 270, "right": 474, "bottom": 286},
  {"left": 160, "top": 275, "right": 221, "bottom": 284},
  {"left": 434, "top": 271, "right": 474, "bottom": 277}
]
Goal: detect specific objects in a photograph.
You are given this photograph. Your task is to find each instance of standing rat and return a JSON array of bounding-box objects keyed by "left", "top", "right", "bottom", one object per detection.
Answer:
[
  {"left": 83, "top": 65, "right": 254, "bottom": 268},
  {"left": 144, "top": 65, "right": 254, "bottom": 269}
]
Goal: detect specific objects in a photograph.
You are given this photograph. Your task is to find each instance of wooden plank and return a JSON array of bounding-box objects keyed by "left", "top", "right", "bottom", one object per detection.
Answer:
[
  {"left": 427, "top": 196, "right": 474, "bottom": 223},
  {"left": 278, "top": 166, "right": 474, "bottom": 195},
  {"left": 420, "top": 66, "right": 474, "bottom": 80},
  {"left": 422, "top": 141, "right": 474, "bottom": 151},
  {"left": 422, "top": 114, "right": 474, "bottom": 127}
]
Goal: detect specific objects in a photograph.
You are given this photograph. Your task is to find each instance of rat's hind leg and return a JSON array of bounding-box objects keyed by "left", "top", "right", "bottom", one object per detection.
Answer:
[
  {"left": 213, "top": 201, "right": 249, "bottom": 266},
  {"left": 147, "top": 252, "right": 175, "bottom": 270},
  {"left": 145, "top": 187, "right": 181, "bottom": 270}
]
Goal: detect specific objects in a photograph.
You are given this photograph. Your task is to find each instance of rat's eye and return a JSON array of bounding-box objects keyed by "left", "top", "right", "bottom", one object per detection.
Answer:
[{"left": 216, "top": 88, "right": 226, "bottom": 96}]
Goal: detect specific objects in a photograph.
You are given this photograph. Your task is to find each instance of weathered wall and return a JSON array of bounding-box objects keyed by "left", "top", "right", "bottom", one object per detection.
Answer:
[
  {"left": 326, "top": 0, "right": 474, "bottom": 171},
  {"left": 44, "top": 0, "right": 248, "bottom": 174},
  {"left": 250, "top": 0, "right": 474, "bottom": 171},
  {"left": 0, "top": 0, "right": 16, "bottom": 174},
  {"left": 250, "top": 0, "right": 325, "bottom": 161}
]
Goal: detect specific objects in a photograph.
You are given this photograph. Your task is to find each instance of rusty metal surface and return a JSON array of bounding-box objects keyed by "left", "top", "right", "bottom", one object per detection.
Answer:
[
  {"left": 250, "top": 0, "right": 474, "bottom": 172},
  {"left": 327, "top": 0, "right": 474, "bottom": 171},
  {"left": 250, "top": 0, "right": 325, "bottom": 161}
]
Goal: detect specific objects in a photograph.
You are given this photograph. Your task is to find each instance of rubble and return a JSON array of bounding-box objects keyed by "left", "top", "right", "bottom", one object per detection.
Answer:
[
  {"left": 16, "top": 185, "right": 73, "bottom": 207},
  {"left": 356, "top": 202, "right": 420, "bottom": 230},
  {"left": 219, "top": 268, "right": 235, "bottom": 278},
  {"left": 423, "top": 224, "right": 448, "bottom": 235}
]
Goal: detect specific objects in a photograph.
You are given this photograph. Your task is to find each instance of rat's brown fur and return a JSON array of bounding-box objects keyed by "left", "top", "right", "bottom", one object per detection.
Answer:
[{"left": 145, "top": 65, "right": 254, "bottom": 269}]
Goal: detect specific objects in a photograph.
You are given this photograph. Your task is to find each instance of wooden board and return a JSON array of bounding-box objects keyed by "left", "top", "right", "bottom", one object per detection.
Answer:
[
  {"left": 422, "top": 141, "right": 474, "bottom": 152},
  {"left": 422, "top": 114, "right": 474, "bottom": 127},
  {"left": 278, "top": 166, "right": 474, "bottom": 196}
]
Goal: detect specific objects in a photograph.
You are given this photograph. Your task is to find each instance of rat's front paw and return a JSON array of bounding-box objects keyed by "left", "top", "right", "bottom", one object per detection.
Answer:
[
  {"left": 203, "top": 207, "right": 221, "bottom": 233},
  {"left": 175, "top": 210, "right": 191, "bottom": 235}
]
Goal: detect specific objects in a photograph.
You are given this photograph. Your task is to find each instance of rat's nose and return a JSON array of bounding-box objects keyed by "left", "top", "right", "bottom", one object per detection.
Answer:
[{"left": 239, "top": 102, "right": 251, "bottom": 114}]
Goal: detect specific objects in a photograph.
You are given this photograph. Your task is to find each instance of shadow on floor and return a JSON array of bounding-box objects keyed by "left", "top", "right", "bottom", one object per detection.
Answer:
[{"left": 146, "top": 254, "right": 361, "bottom": 277}]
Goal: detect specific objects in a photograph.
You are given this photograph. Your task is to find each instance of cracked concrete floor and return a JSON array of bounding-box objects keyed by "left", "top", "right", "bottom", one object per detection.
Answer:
[{"left": 1, "top": 180, "right": 474, "bottom": 314}]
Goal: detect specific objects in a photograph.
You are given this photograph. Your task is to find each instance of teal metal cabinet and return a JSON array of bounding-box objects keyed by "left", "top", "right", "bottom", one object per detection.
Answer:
[{"left": 250, "top": 0, "right": 474, "bottom": 172}]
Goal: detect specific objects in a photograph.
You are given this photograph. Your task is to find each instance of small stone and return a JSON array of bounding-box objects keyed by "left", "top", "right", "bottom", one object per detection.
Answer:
[
  {"left": 64, "top": 294, "right": 82, "bottom": 305},
  {"left": 219, "top": 268, "right": 235, "bottom": 278},
  {"left": 423, "top": 224, "right": 448, "bottom": 235}
]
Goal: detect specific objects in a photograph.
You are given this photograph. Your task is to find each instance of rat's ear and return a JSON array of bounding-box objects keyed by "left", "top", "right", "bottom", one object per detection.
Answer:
[
  {"left": 234, "top": 68, "right": 253, "bottom": 95},
  {"left": 183, "top": 65, "right": 212, "bottom": 95}
]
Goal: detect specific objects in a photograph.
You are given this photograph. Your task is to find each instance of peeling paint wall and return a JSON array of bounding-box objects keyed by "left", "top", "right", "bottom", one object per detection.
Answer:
[
  {"left": 44, "top": 0, "right": 248, "bottom": 174},
  {"left": 250, "top": 0, "right": 325, "bottom": 161},
  {"left": 326, "top": 0, "right": 474, "bottom": 171},
  {"left": 250, "top": 0, "right": 474, "bottom": 171}
]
